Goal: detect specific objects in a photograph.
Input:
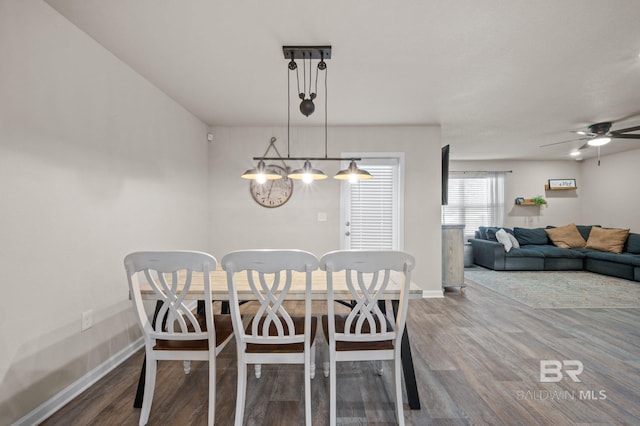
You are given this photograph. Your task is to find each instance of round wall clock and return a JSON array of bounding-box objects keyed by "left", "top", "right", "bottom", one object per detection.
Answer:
[{"left": 249, "top": 165, "right": 294, "bottom": 208}]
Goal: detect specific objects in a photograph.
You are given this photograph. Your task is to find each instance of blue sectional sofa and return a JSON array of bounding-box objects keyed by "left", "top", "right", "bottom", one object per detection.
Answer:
[{"left": 469, "top": 224, "right": 640, "bottom": 282}]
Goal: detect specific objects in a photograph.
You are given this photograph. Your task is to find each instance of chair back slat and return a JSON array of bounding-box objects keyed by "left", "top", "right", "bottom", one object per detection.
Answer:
[
  {"left": 222, "top": 250, "right": 318, "bottom": 346},
  {"left": 320, "top": 250, "right": 415, "bottom": 344},
  {"left": 125, "top": 251, "right": 216, "bottom": 341}
]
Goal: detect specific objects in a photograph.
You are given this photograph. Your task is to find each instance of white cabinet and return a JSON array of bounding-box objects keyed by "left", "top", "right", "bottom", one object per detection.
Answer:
[{"left": 442, "top": 224, "right": 466, "bottom": 292}]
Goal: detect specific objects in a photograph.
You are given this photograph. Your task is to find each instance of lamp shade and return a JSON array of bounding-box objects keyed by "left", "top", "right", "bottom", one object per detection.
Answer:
[
  {"left": 288, "top": 160, "right": 327, "bottom": 183},
  {"left": 334, "top": 160, "right": 373, "bottom": 183},
  {"left": 241, "top": 160, "right": 283, "bottom": 183}
]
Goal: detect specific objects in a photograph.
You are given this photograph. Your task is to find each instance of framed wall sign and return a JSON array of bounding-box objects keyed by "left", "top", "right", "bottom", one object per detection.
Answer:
[{"left": 548, "top": 178, "right": 577, "bottom": 189}]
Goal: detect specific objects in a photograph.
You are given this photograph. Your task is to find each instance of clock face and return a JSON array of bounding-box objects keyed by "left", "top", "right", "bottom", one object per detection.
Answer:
[{"left": 249, "top": 165, "right": 294, "bottom": 208}]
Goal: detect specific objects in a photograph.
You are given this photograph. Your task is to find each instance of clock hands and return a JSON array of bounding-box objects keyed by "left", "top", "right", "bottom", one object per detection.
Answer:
[{"left": 265, "top": 179, "right": 275, "bottom": 200}]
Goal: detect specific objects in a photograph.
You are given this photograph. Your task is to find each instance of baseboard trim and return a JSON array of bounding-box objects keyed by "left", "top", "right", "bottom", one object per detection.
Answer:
[
  {"left": 422, "top": 289, "right": 444, "bottom": 298},
  {"left": 12, "top": 337, "right": 144, "bottom": 426}
]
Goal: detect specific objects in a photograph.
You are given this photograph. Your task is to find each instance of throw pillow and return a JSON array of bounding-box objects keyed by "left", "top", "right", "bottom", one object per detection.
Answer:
[
  {"left": 495, "top": 228, "right": 513, "bottom": 252},
  {"left": 585, "top": 227, "right": 630, "bottom": 254},
  {"left": 514, "top": 227, "right": 549, "bottom": 245},
  {"left": 545, "top": 223, "right": 586, "bottom": 248},
  {"left": 507, "top": 233, "right": 520, "bottom": 249}
]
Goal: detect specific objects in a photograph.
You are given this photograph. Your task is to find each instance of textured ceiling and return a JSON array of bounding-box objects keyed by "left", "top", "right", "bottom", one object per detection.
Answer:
[{"left": 46, "top": 0, "right": 640, "bottom": 161}]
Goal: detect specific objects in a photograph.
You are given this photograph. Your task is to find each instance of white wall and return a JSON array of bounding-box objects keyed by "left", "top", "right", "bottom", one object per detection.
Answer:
[
  {"left": 208, "top": 126, "right": 443, "bottom": 295},
  {"left": 0, "top": 1, "right": 209, "bottom": 422},
  {"left": 450, "top": 159, "right": 583, "bottom": 229},
  {"left": 580, "top": 149, "right": 640, "bottom": 233},
  {"left": 451, "top": 152, "right": 640, "bottom": 234}
]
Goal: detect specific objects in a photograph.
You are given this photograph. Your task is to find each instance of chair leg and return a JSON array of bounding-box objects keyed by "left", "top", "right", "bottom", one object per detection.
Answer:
[
  {"left": 208, "top": 356, "right": 216, "bottom": 426},
  {"left": 375, "top": 360, "right": 384, "bottom": 376},
  {"left": 323, "top": 340, "right": 330, "bottom": 378},
  {"left": 254, "top": 363, "right": 262, "bottom": 378},
  {"left": 304, "top": 348, "right": 312, "bottom": 425},
  {"left": 310, "top": 340, "right": 316, "bottom": 379},
  {"left": 139, "top": 355, "right": 156, "bottom": 426},
  {"left": 393, "top": 357, "right": 405, "bottom": 426},
  {"left": 329, "top": 353, "right": 337, "bottom": 426},
  {"left": 235, "top": 361, "right": 247, "bottom": 426},
  {"left": 183, "top": 360, "right": 191, "bottom": 374}
]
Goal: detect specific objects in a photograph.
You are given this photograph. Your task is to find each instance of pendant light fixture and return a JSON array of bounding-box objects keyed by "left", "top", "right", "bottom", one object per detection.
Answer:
[
  {"left": 241, "top": 137, "right": 285, "bottom": 182},
  {"left": 245, "top": 46, "right": 372, "bottom": 185},
  {"left": 334, "top": 159, "right": 373, "bottom": 183},
  {"left": 240, "top": 160, "right": 282, "bottom": 184},
  {"left": 288, "top": 160, "right": 328, "bottom": 183}
]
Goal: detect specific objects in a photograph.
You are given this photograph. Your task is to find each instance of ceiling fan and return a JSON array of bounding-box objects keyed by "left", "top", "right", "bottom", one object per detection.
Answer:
[{"left": 541, "top": 121, "right": 640, "bottom": 150}]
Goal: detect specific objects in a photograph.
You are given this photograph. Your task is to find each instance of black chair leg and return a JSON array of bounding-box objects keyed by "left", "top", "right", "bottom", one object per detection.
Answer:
[
  {"left": 391, "top": 299, "right": 421, "bottom": 409},
  {"left": 133, "top": 301, "right": 163, "bottom": 408}
]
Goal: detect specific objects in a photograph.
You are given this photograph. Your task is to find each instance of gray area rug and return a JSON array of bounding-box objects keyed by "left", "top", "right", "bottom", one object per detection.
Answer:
[{"left": 465, "top": 268, "right": 640, "bottom": 309}]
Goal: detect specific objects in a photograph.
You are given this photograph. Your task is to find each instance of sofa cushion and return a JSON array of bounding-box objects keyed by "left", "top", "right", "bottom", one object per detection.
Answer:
[
  {"left": 514, "top": 227, "right": 549, "bottom": 245},
  {"left": 545, "top": 223, "right": 586, "bottom": 248},
  {"left": 624, "top": 233, "right": 640, "bottom": 254},
  {"left": 504, "top": 247, "right": 545, "bottom": 258},
  {"left": 522, "top": 244, "right": 586, "bottom": 259},
  {"left": 585, "top": 227, "right": 630, "bottom": 254},
  {"left": 584, "top": 250, "right": 640, "bottom": 266},
  {"left": 577, "top": 225, "right": 599, "bottom": 241},
  {"left": 485, "top": 227, "right": 501, "bottom": 241},
  {"left": 478, "top": 226, "right": 489, "bottom": 240}
]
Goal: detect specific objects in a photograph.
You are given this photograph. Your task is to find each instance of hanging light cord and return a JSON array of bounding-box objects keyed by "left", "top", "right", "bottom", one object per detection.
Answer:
[
  {"left": 302, "top": 53, "right": 306, "bottom": 98},
  {"left": 324, "top": 59, "right": 328, "bottom": 158},
  {"left": 288, "top": 56, "right": 291, "bottom": 159}
]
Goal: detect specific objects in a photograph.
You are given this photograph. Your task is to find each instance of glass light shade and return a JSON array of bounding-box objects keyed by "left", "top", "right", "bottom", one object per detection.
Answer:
[
  {"left": 569, "top": 151, "right": 581, "bottom": 156},
  {"left": 288, "top": 160, "right": 327, "bottom": 182},
  {"left": 334, "top": 160, "right": 373, "bottom": 182},
  {"left": 241, "top": 160, "right": 282, "bottom": 180},
  {"left": 587, "top": 136, "right": 611, "bottom": 147}
]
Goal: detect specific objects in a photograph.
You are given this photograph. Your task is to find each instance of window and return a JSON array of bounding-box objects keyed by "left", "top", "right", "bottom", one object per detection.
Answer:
[
  {"left": 340, "top": 155, "right": 404, "bottom": 250},
  {"left": 442, "top": 171, "right": 505, "bottom": 241}
]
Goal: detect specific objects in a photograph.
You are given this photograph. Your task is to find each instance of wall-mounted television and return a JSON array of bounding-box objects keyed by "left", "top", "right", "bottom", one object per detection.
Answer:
[{"left": 442, "top": 144, "right": 450, "bottom": 205}]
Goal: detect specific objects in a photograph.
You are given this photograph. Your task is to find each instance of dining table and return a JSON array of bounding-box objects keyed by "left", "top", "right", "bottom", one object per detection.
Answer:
[{"left": 133, "top": 269, "right": 423, "bottom": 410}]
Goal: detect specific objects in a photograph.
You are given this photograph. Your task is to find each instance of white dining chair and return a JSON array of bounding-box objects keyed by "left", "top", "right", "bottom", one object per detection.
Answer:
[
  {"left": 124, "top": 251, "right": 234, "bottom": 426},
  {"left": 221, "top": 249, "right": 319, "bottom": 426},
  {"left": 319, "top": 250, "right": 415, "bottom": 426}
]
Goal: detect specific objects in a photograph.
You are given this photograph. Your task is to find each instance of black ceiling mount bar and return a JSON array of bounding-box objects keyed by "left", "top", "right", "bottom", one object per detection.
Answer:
[{"left": 282, "top": 46, "right": 332, "bottom": 60}]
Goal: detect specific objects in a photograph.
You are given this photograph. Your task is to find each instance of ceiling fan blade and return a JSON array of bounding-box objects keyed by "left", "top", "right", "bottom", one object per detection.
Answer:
[
  {"left": 540, "top": 137, "right": 589, "bottom": 148},
  {"left": 611, "top": 133, "right": 640, "bottom": 140},
  {"left": 578, "top": 142, "right": 590, "bottom": 150},
  {"left": 611, "top": 124, "right": 640, "bottom": 134}
]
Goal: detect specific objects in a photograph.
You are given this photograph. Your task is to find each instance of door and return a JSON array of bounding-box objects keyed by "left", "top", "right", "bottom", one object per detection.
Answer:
[{"left": 340, "top": 154, "right": 404, "bottom": 250}]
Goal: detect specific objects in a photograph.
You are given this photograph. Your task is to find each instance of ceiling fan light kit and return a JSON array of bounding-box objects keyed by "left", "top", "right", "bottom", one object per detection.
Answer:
[
  {"left": 541, "top": 120, "right": 640, "bottom": 161},
  {"left": 587, "top": 136, "right": 611, "bottom": 147},
  {"left": 242, "top": 45, "right": 372, "bottom": 197}
]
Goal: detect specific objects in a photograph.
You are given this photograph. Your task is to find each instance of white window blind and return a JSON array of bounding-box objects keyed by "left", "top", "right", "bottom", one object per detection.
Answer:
[
  {"left": 442, "top": 171, "right": 505, "bottom": 241},
  {"left": 342, "top": 155, "right": 404, "bottom": 250}
]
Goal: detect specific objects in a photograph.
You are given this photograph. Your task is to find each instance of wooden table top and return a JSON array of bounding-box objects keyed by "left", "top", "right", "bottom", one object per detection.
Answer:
[{"left": 139, "top": 269, "right": 423, "bottom": 301}]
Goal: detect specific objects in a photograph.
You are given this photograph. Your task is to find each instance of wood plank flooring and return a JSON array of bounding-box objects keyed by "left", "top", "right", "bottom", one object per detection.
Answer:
[{"left": 42, "top": 280, "right": 640, "bottom": 425}]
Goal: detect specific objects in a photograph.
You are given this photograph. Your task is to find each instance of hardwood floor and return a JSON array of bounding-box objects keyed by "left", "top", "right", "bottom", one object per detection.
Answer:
[{"left": 42, "top": 281, "right": 640, "bottom": 425}]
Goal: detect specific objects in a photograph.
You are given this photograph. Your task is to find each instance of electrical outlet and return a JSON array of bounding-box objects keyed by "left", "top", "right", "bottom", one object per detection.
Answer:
[{"left": 81, "top": 310, "right": 93, "bottom": 331}]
